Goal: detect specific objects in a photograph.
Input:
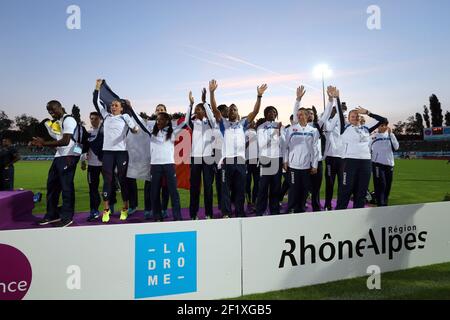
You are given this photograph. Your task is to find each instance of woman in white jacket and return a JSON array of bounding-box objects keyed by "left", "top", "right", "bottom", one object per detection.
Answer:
[
  {"left": 283, "top": 95, "right": 320, "bottom": 213},
  {"left": 371, "top": 121, "right": 399, "bottom": 206}
]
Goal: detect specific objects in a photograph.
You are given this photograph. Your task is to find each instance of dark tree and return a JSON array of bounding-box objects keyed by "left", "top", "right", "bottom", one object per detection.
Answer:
[
  {"left": 415, "top": 113, "right": 424, "bottom": 137},
  {"left": 429, "top": 94, "right": 443, "bottom": 127},
  {"left": 393, "top": 121, "right": 406, "bottom": 136},
  {"left": 15, "top": 114, "right": 40, "bottom": 142},
  {"left": 445, "top": 111, "right": 450, "bottom": 127},
  {"left": 405, "top": 116, "right": 420, "bottom": 135},
  {"left": 0, "top": 110, "right": 13, "bottom": 131},
  {"left": 423, "top": 105, "right": 431, "bottom": 128}
]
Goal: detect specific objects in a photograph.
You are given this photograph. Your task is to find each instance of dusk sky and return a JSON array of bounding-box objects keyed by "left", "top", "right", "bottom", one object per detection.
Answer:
[{"left": 1, "top": 0, "right": 449, "bottom": 127}]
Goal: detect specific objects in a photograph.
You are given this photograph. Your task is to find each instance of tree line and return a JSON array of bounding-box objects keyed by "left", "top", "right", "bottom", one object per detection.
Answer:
[
  {"left": 392, "top": 94, "right": 449, "bottom": 139},
  {"left": 1, "top": 97, "right": 449, "bottom": 143}
]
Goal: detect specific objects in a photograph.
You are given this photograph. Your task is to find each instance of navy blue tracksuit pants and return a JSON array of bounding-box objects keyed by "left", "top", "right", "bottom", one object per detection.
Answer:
[
  {"left": 221, "top": 157, "right": 246, "bottom": 217},
  {"left": 256, "top": 157, "right": 282, "bottom": 215},
  {"left": 324, "top": 156, "right": 343, "bottom": 210},
  {"left": 88, "top": 165, "right": 117, "bottom": 212},
  {"left": 372, "top": 162, "right": 394, "bottom": 207},
  {"left": 144, "top": 180, "right": 152, "bottom": 212},
  {"left": 102, "top": 151, "right": 129, "bottom": 203},
  {"left": 190, "top": 157, "right": 215, "bottom": 219},
  {"left": 127, "top": 177, "right": 138, "bottom": 209},
  {"left": 46, "top": 156, "right": 79, "bottom": 222},
  {"left": 151, "top": 164, "right": 181, "bottom": 220},
  {"left": 336, "top": 158, "right": 372, "bottom": 210},
  {"left": 87, "top": 165, "right": 102, "bottom": 212},
  {"left": 280, "top": 172, "right": 289, "bottom": 202},
  {"left": 246, "top": 161, "right": 260, "bottom": 205},
  {"left": 310, "top": 161, "right": 323, "bottom": 212},
  {"left": 287, "top": 167, "right": 311, "bottom": 214}
]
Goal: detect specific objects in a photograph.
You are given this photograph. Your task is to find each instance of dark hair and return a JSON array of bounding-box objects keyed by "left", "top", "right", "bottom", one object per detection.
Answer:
[
  {"left": 90, "top": 111, "right": 100, "bottom": 117},
  {"left": 156, "top": 104, "right": 167, "bottom": 112},
  {"left": 264, "top": 106, "right": 278, "bottom": 119},
  {"left": 289, "top": 114, "right": 294, "bottom": 121},
  {"left": 46, "top": 100, "right": 62, "bottom": 110},
  {"left": 380, "top": 119, "right": 389, "bottom": 126},
  {"left": 255, "top": 117, "right": 266, "bottom": 128},
  {"left": 217, "top": 104, "right": 228, "bottom": 112},
  {"left": 195, "top": 103, "right": 206, "bottom": 113},
  {"left": 152, "top": 112, "right": 173, "bottom": 141}
]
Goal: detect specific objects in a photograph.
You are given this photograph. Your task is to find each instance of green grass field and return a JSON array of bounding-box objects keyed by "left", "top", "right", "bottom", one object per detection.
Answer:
[
  {"left": 13, "top": 159, "right": 450, "bottom": 214},
  {"left": 238, "top": 262, "right": 450, "bottom": 300}
]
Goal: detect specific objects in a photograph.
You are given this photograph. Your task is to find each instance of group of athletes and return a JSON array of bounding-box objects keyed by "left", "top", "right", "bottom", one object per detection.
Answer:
[{"left": 31, "top": 79, "right": 399, "bottom": 227}]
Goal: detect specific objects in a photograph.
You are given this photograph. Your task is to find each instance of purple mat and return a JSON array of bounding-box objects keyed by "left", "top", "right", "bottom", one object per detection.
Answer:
[{"left": 0, "top": 199, "right": 363, "bottom": 231}]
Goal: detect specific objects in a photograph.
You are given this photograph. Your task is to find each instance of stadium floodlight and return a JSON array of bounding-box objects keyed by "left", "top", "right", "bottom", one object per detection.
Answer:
[{"left": 313, "top": 64, "right": 333, "bottom": 110}]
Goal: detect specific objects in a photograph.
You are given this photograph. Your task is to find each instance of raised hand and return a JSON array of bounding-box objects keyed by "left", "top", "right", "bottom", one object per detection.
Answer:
[
  {"left": 209, "top": 79, "right": 218, "bottom": 93},
  {"left": 356, "top": 106, "right": 369, "bottom": 115},
  {"left": 334, "top": 89, "right": 340, "bottom": 98},
  {"left": 201, "top": 88, "right": 207, "bottom": 103},
  {"left": 189, "top": 91, "right": 194, "bottom": 106},
  {"left": 296, "top": 85, "right": 306, "bottom": 101},
  {"left": 95, "top": 79, "right": 103, "bottom": 90},
  {"left": 257, "top": 84, "right": 268, "bottom": 97},
  {"left": 327, "top": 86, "right": 334, "bottom": 99}
]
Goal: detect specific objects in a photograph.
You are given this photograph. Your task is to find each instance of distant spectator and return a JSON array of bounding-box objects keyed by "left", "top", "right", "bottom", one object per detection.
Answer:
[{"left": 0, "top": 137, "right": 21, "bottom": 191}]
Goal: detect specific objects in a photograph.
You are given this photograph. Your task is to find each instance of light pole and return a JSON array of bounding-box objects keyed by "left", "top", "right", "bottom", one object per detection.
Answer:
[{"left": 313, "top": 64, "right": 333, "bottom": 110}]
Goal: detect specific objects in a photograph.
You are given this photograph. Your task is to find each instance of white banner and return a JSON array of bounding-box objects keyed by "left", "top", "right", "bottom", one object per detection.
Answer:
[
  {"left": 1, "top": 202, "right": 450, "bottom": 300},
  {"left": 241, "top": 202, "right": 450, "bottom": 295},
  {"left": 0, "top": 220, "right": 242, "bottom": 300}
]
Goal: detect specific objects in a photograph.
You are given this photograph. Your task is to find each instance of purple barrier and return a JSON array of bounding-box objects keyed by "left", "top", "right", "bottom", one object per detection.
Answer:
[{"left": 0, "top": 191, "right": 37, "bottom": 230}]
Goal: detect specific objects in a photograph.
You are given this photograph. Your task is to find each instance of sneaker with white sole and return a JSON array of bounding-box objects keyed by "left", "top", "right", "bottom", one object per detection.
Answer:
[
  {"left": 38, "top": 218, "right": 61, "bottom": 226},
  {"left": 54, "top": 220, "right": 73, "bottom": 228}
]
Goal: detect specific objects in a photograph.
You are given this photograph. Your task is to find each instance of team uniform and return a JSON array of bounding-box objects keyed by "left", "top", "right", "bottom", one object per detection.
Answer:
[
  {"left": 335, "top": 98, "right": 387, "bottom": 209},
  {"left": 93, "top": 90, "right": 137, "bottom": 219},
  {"left": 255, "top": 121, "right": 284, "bottom": 215},
  {"left": 149, "top": 112, "right": 189, "bottom": 221},
  {"left": 283, "top": 123, "right": 320, "bottom": 213},
  {"left": 186, "top": 103, "right": 216, "bottom": 219},
  {"left": 44, "top": 115, "right": 80, "bottom": 225},
  {"left": 219, "top": 118, "right": 249, "bottom": 217},
  {"left": 371, "top": 130, "right": 399, "bottom": 206},
  {"left": 293, "top": 100, "right": 334, "bottom": 211},
  {"left": 323, "top": 107, "right": 345, "bottom": 210},
  {"left": 81, "top": 127, "right": 116, "bottom": 218}
]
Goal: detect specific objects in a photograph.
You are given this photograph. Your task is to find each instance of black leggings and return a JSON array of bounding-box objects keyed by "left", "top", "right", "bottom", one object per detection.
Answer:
[
  {"left": 336, "top": 158, "right": 371, "bottom": 210},
  {"left": 102, "top": 151, "right": 129, "bottom": 203},
  {"left": 324, "top": 156, "right": 343, "bottom": 209},
  {"left": 372, "top": 163, "right": 394, "bottom": 207}
]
